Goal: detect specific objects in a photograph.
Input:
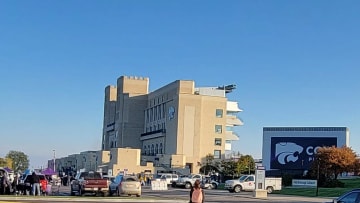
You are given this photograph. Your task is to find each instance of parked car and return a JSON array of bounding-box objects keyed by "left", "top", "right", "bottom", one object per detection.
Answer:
[
  {"left": 155, "top": 173, "right": 179, "bottom": 185},
  {"left": 108, "top": 174, "right": 123, "bottom": 196},
  {"left": 109, "top": 175, "right": 141, "bottom": 197},
  {"left": 324, "top": 189, "right": 360, "bottom": 203},
  {"left": 70, "top": 171, "right": 109, "bottom": 196},
  {"left": 174, "top": 174, "right": 202, "bottom": 189}
]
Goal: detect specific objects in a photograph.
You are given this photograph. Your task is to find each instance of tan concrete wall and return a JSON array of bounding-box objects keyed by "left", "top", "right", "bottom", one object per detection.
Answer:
[
  {"left": 102, "top": 85, "right": 117, "bottom": 150},
  {"left": 176, "top": 93, "right": 227, "bottom": 173},
  {"left": 171, "top": 154, "right": 186, "bottom": 168},
  {"left": 117, "top": 76, "right": 149, "bottom": 95},
  {"left": 109, "top": 148, "right": 154, "bottom": 175},
  {"left": 115, "top": 76, "right": 149, "bottom": 149}
]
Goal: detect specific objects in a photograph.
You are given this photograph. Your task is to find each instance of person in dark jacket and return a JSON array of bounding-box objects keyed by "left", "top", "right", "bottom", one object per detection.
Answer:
[{"left": 31, "top": 172, "right": 40, "bottom": 196}]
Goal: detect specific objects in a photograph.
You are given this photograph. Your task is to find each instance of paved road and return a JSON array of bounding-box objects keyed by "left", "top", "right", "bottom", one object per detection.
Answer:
[{"left": 0, "top": 185, "right": 333, "bottom": 203}]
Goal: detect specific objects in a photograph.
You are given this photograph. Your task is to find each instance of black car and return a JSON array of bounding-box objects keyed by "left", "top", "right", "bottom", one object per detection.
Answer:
[{"left": 325, "top": 189, "right": 360, "bottom": 203}]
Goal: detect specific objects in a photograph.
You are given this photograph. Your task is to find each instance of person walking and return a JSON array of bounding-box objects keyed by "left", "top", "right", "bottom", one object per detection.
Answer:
[
  {"left": 189, "top": 179, "right": 204, "bottom": 203},
  {"left": 31, "top": 172, "right": 41, "bottom": 196}
]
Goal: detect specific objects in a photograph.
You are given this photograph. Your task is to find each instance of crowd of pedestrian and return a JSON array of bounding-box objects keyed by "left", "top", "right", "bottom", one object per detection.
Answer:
[{"left": 0, "top": 170, "right": 11, "bottom": 195}]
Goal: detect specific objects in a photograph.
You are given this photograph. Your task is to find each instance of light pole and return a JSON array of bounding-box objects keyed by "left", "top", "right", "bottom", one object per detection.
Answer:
[
  {"left": 53, "top": 150, "right": 56, "bottom": 172},
  {"left": 316, "top": 157, "right": 321, "bottom": 196}
]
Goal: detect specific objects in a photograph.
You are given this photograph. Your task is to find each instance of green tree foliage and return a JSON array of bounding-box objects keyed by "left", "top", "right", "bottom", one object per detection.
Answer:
[
  {"left": 0, "top": 158, "right": 7, "bottom": 167},
  {"left": 311, "top": 146, "right": 357, "bottom": 180},
  {"left": 237, "top": 155, "right": 255, "bottom": 175},
  {"left": 5, "top": 150, "right": 29, "bottom": 172},
  {"left": 203, "top": 154, "right": 215, "bottom": 175},
  {"left": 220, "top": 160, "right": 237, "bottom": 178},
  {"left": 205, "top": 154, "right": 214, "bottom": 166}
]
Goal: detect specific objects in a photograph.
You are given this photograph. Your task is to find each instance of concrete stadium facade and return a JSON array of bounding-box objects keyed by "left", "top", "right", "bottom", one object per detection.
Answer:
[{"left": 50, "top": 76, "right": 243, "bottom": 176}]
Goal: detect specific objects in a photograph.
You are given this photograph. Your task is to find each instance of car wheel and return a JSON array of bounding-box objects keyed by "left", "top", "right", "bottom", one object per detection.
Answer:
[
  {"left": 185, "top": 182, "right": 192, "bottom": 189},
  {"left": 70, "top": 189, "right": 75, "bottom": 196},
  {"left": 266, "top": 186, "right": 274, "bottom": 194},
  {"left": 136, "top": 194, "right": 141, "bottom": 197},
  {"left": 171, "top": 182, "right": 177, "bottom": 188},
  {"left": 211, "top": 183, "right": 217, "bottom": 189},
  {"left": 102, "top": 191, "right": 109, "bottom": 197},
  {"left": 234, "top": 185, "right": 242, "bottom": 193}
]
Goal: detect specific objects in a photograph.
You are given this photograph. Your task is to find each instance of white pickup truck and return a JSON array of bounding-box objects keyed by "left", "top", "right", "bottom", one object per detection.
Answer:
[{"left": 224, "top": 175, "right": 282, "bottom": 194}]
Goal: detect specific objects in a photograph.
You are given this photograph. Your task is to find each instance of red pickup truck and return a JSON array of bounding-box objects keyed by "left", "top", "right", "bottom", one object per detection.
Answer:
[{"left": 70, "top": 171, "right": 109, "bottom": 196}]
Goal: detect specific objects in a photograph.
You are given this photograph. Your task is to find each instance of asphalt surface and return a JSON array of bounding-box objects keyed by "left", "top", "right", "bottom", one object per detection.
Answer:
[{"left": 0, "top": 185, "right": 334, "bottom": 203}]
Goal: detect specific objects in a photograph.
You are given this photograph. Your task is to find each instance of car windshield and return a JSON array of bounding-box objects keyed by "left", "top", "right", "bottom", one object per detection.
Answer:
[
  {"left": 124, "top": 177, "right": 137, "bottom": 182},
  {"left": 239, "top": 176, "right": 248, "bottom": 182},
  {"left": 80, "top": 172, "right": 102, "bottom": 179}
]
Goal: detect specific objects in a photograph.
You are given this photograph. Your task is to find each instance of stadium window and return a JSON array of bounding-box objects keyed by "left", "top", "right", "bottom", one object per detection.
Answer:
[
  {"left": 214, "top": 150, "right": 221, "bottom": 159},
  {"left": 215, "top": 125, "right": 222, "bottom": 133},
  {"left": 215, "top": 138, "right": 222, "bottom": 146},
  {"left": 216, "top": 109, "right": 223, "bottom": 118}
]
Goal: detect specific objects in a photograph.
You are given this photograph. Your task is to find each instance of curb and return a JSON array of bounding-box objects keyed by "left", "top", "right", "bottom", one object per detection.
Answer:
[{"left": 0, "top": 196, "right": 188, "bottom": 202}]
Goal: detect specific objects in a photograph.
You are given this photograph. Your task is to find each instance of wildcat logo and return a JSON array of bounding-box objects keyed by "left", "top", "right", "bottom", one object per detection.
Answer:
[{"left": 275, "top": 142, "right": 304, "bottom": 165}]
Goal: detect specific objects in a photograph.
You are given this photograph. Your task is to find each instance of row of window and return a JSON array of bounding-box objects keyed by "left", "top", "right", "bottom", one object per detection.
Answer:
[
  {"left": 143, "top": 143, "right": 163, "bottom": 156},
  {"left": 145, "top": 104, "right": 166, "bottom": 123},
  {"left": 145, "top": 123, "right": 223, "bottom": 135},
  {"left": 148, "top": 94, "right": 169, "bottom": 107},
  {"left": 110, "top": 141, "right": 117, "bottom": 148},
  {"left": 145, "top": 108, "right": 224, "bottom": 124},
  {"left": 263, "top": 127, "right": 347, "bottom": 132},
  {"left": 146, "top": 123, "right": 165, "bottom": 133}
]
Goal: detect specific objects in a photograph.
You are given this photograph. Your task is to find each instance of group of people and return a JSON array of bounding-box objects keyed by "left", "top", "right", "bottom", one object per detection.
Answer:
[
  {"left": 139, "top": 175, "right": 152, "bottom": 186},
  {"left": 0, "top": 171, "right": 11, "bottom": 195},
  {"left": 0, "top": 171, "right": 46, "bottom": 196},
  {"left": 12, "top": 172, "right": 43, "bottom": 196}
]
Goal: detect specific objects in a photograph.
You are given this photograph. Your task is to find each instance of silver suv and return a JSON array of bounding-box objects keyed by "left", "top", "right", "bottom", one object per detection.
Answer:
[
  {"left": 175, "top": 174, "right": 202, "bottom": 189},
  {"left": 156, "top": 173, "right": 179, "bottom": 185}
]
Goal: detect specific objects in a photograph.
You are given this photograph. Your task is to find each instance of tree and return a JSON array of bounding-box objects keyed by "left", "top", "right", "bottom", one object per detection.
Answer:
[
  {"left": 203, "top": 154, "right": 214, "bottom": 175},
  {"left": 312, "top": 146, "right": 357, "bottom": 180},
  {"left": 237, "top": 155, "right": 255, "bottom": 175},
  {"left": 220, "top": 160, "right": 237, "bottom": 178},
  {"left": 0, "top": 158, "right": 7, "bottom": 167},
  {"left": 352, "top": 159, "right": 360, "bottom": 176},
  {"left": 0, "top": 157, "right": 13, "bottom": 168},
  {"left": 5, "top": 150, "right": 29, "bottom": 172}
]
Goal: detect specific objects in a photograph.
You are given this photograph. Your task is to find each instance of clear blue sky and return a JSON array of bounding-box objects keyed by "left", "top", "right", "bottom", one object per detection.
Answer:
[{"left": 1, "top": 0, "right": 359, "bottom": 169}]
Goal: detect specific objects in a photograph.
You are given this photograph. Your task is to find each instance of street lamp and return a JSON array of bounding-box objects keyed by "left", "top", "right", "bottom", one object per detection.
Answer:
[
  {"left": 316, "top": 157, "right": 321, "bottom": 196},
  {"left": 53, "top": 150, "right": 56, "bottom": 172}
]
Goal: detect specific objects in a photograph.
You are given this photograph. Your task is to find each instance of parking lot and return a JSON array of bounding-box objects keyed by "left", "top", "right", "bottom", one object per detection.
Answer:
[{"left": 0, "top": 186, "right": 331, "bottom": 203}]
